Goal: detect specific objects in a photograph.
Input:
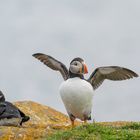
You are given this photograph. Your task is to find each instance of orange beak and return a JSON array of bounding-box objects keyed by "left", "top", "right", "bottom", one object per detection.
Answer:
[{"left": 83, "top": 63, "right": 88, "bottom": 74}]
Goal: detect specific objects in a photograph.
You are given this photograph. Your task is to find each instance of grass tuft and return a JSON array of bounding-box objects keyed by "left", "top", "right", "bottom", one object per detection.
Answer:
[{"left": 47, "top": 123, "right": 140, "bottom": 140}]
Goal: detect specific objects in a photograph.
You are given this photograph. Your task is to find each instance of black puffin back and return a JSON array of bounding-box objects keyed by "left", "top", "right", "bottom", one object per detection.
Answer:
[
  {"left": 1, "top": 101, "right": 21, "bottom": 118},
  {"left": 0, "top": 91, "right": 30, "bottom": 126}
]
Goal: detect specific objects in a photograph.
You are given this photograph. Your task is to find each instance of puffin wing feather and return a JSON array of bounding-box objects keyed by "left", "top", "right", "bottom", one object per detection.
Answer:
[
  {"left": 0, "top": 102, "right": 6, "bottom": 115},
  {"left": 88, "top": 66, "right": 138, "bottom": 90},
  {"left": 33, "top": 53, "right": 69, "bottom": 80}
]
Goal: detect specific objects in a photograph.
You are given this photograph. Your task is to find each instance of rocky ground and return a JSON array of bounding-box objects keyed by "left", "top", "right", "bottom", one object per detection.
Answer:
[
  {"left": 0, "top": 101, "right": 72, "bottom": 140},
  {"left": 0, "top": 101, "right": 139, "bottom": 140}
]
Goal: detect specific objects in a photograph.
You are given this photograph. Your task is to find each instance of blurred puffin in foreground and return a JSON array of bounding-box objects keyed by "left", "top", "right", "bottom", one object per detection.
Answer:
[
  {"left": 33, "top": 53, "right": 138, "bottom": 127},
  {"left": 0, "top": 91, "right": 30, "bottom": 126}
]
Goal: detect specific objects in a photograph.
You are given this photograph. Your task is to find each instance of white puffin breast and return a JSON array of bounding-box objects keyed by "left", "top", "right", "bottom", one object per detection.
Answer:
[{"left": 59, "top": 77, "right": 94, "bottom": 120}]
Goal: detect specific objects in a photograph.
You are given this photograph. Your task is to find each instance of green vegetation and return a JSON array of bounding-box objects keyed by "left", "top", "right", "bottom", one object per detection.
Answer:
[{"left": 47, "top": 123, "right": 140, "bottom": 140}]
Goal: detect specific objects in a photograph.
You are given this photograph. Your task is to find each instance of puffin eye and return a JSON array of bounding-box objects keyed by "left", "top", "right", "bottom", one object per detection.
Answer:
[{"left": 74, "top": 62, "right": 78, "bottom": 66}]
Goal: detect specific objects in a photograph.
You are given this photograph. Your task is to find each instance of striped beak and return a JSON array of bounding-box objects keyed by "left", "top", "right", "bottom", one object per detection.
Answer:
[{"left": 83, "top": 63, "right": 88, "bottom": 74}]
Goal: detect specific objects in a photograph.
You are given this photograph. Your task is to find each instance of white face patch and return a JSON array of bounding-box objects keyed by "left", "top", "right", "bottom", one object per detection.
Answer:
[{"left": 70, "top": 61, "right": 82, "bottom": 74}]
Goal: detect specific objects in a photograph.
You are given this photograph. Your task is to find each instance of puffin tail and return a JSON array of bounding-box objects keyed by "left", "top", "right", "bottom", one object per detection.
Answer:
[
  {"left": 20, "top": 116, "right": 30, "bottom": 125},
  {"left": 22, "top": 116, "right": 30, "bottom": 122},
  {"left": 18, "top": 109, "right": 30, "bottom": 125}
]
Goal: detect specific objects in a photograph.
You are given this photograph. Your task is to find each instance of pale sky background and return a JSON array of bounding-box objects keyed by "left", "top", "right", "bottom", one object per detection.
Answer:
[{"left": 0, "top": 0, "right": 140, "bottom": 122}]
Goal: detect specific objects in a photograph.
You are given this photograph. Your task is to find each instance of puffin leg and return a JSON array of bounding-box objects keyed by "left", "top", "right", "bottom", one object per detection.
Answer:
[
  {"left": 69, "top": 114, "right": 75, "bottom": 128},
  {"left": 83, "top": 113, "right": 91, "bottom": 125}
]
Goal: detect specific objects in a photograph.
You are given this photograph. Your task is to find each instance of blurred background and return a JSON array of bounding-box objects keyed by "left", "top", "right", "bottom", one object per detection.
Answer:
[{"left": 0, "top": 0, "right": 139, "bottom": 122}]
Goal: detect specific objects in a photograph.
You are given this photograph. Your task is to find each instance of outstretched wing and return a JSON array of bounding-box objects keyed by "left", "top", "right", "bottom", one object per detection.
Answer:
[
  {"left": 33, "top": 53, "right": 69, "bottom": 80},
  {"left": 88, "top": 66, "right": 138, "bottom": 90}
]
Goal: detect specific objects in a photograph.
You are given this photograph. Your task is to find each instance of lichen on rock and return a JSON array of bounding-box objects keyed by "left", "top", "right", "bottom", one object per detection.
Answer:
[{"left": 0, "top": 101, "right": 71, "bottom": 140}]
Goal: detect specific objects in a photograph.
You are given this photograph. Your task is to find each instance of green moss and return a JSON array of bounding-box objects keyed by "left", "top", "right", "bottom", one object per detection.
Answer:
[
  {"left": 121, "top": 122, "right": 140, "bottom": 130},
  {"left": 46, "top": 123, "right": 140, "bottom": 140}
]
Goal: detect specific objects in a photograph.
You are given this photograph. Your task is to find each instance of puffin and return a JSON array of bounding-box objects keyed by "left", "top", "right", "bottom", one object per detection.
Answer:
[
  {"left": 33, "top": 53, "right": 138, "bottom": 126},
  {"left": 0, "top": 91, "right": 30, "bottom": 126}
]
